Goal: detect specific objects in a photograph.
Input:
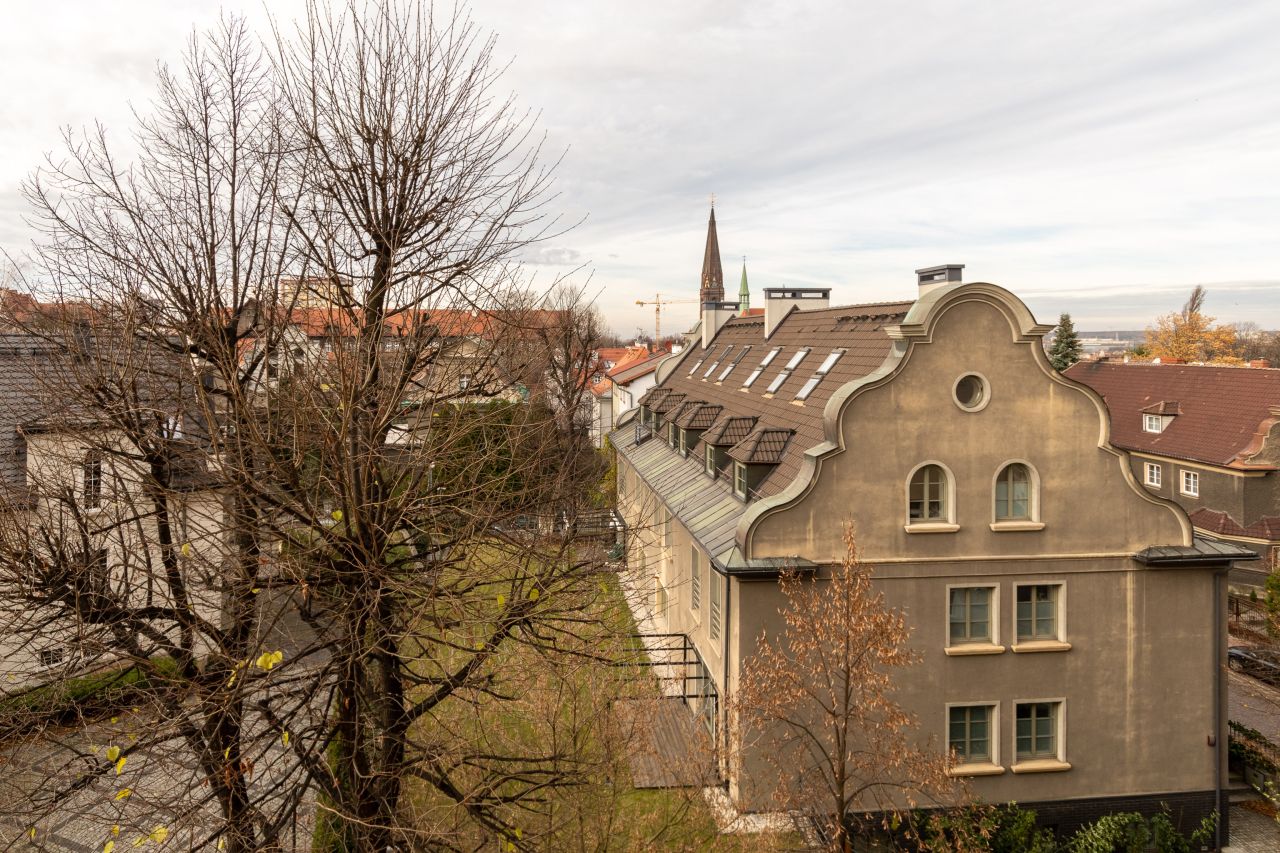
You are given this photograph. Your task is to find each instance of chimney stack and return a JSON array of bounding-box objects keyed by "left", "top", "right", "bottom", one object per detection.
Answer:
[
  {"left": 702, "top": 301, "right": 740, "bottom": 348},
  {"left": 763, "top": 287, "right": 830, "bottom": 338},
  {"left": 915, "top": 264, "right": 964, "bottom": 297}
]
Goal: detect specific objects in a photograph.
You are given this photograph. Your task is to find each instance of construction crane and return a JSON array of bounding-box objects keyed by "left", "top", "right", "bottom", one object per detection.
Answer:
[{"left": 635, "top": 293, "right": 698, "bottom": 344}]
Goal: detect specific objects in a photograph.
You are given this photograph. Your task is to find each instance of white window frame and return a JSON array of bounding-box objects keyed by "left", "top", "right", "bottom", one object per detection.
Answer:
[
  {"left": 81, "top": 451, "right": 104, "bottom": 511},
  {"left": 1012, "top": 698, "right": 1069, "bottom": 771},
  {"left": 904, "top": 460, "right": 958, "bottom": 532},
  {"left": 704, "top": 443, "right": 717, "bottom": 478},
  {"left": 1143, "top": 413, "right": 1164, "bottom": 433},
  {"left": 1144, "top": 461, "right": 1162, "bottom": 488},
  {"left": 945, "top": 584, "right": 1001, "bottom": 654},
  {"left": 733, "top": 461, "right": 748, "bottom": 500},
  {"left": 944, "top": 702, "right": 1001, "bottom": 773},
  {"left": 1181, "top": 469, "right": 1200, "bottom": 497},
  {"left": 742, "top": 347, "right": 782, "bottom": 388}
]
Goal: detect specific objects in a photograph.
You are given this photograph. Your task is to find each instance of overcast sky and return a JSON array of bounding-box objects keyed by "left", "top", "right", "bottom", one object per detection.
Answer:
[{"left": 2, "top": 1, "right": 1278, "bottom": 336}]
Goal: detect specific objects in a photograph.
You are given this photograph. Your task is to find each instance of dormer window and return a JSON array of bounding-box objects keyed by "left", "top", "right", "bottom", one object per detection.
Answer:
[
  {"left": 733, "top": 462, "right": 748, "bottom": 499},
  {"left": 679, "top": 428, "right": 689, "bottom": 457},
  {"left": 1143, "top": 414, "right": 1163, "bottom": 433},
  {"left": 1141, "top": 402, "right": 1179, "bottom": 433}
]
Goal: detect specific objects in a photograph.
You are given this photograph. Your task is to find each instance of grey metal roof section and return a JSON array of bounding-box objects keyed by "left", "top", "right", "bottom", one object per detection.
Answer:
[
  {"left": 1134, "top": 536, "right": 1259, "bottom": 566},
  {"left": 611, "top": 421, "right": 745, "bottom": 569}
]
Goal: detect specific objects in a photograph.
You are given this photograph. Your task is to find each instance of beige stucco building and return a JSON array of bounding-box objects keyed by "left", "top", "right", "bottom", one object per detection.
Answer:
[{"left": 611, "top": 237, "right": 1251, "bottom": 838}]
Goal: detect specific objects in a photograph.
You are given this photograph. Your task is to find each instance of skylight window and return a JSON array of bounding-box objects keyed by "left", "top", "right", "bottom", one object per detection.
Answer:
[
  {"left": 816, "top": 349, "right": 844, "bottom": 375},
  {"left": 703, "top": 345, "right": 733, "bottom": 379},
  {"left": 794, "top": 349, "right": 845, "bottom": 401},
  {"left": 783, "top": 349, "right": 810, "bottom": 371},
  {"left": 717, "top": 345, "right": 752, "bottom": 381},
  {"left": 687, "top": 358, "right": 704, "bottom": 375},
  {"left": 743, "top": 347, "right": 783, "bottom": 389},
  {"left": 765, "top": 348, "right": 810, "bottom": 395}
]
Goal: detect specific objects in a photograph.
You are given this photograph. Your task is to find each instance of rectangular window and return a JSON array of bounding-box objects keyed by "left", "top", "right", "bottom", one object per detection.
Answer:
[
  {"left": 667, "top": 422, "right": 677, "bottom": 447},
  {"left": 655, "top": 577, "right": 668, "bottom": 618},
  {"left": 794, "top": 376, "right": 822, "bottom": 401},
  {"left": 663, "top": 508, "right": 672, "bottom": 549},
  {"left": 1144, "top": 462, "right": 1162, "bottom": 488},
  {"left": 733, "top": 462, "right": 748, "bottom": 499},
  {"left": 742, "top": 347, "right": 782, "bottom": 388},
  {"left": 1143, "top": 414, "right": 1163, "bottom": 433},
  {"left": 1016, "top": 585, "right": 1060, "bottom": 641},
  {"left": 709, "top": 571, "right": 722, "bottom": 640},
  {"left": 82, "top": 452, "right": 103, "bottom": 509},
  {"left": 679, "top": 429, "right": 688, "bottom": 456},
  {"left": 949, "top": 587, "right": 993, "bottom": 645},
  {"left": 690, "top": 547, "right": 701, "bottom": 611},
  {"left": 948, "top": 705, "right": 993, "bottom": 763},
  {"left": 783, "top": 348, "right": 811, "bottom": 371},
  {"left": 765, "top": 370, "right": 789, "bottom": 394},
  {"left": 687, "top": 358, "right": 704, "bottom": 375},
  {"left": 38, "top": 647, "right": 66, "bottom": 668},
  {"left": 704, "top": 444, "right": 716, "bottom": 477},
  {"left": 1015, "top": 701, "right": 1061, "bottom": 760},
  {"left": 1181, "top": 470, "right": 1200, "bottom": 497}
]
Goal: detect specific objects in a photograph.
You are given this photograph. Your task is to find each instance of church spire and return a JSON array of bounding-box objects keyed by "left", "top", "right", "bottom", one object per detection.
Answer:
[
  {"left": 738, "top": 257, "right": 750, "bottom": 314},
  {"left": 699, "top": 201, "right": 724, "bottom": 303}
]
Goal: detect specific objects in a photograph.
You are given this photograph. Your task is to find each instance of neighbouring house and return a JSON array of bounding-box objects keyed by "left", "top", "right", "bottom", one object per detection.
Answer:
[
  {"left": 607, "top": 349, "right": 671, "bottom": 427},
  {"left": 611, "top": 210, "right": 1251, "bottom": 839},
  {"left": 588, "top": 345, "right": 656, "bottom": 447},
  {"left": 0, "top": 324, "right": 225, "bottom": 691},
  {"left": 1066, "top": 360, "right": 1280, "bottom": 585}
]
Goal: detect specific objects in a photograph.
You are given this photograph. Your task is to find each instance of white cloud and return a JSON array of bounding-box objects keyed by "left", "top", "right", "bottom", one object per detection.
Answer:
[{"left": 2, "top": 0, "right": 1278, "bottom": 335}]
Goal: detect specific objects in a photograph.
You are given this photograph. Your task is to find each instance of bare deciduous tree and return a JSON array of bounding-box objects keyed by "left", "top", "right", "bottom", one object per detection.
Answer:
[
  {"left": 734, "top": 523, "right": 959, "bottom": 852},
  {"left": 0, "top": 3, "right": 631, "bottom": 851}
]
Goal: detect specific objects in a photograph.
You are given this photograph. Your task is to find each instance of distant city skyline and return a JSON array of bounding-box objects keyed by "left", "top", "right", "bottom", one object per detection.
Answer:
[{"left": 2, "top": 1, "right": 1278, "bottom": 336}]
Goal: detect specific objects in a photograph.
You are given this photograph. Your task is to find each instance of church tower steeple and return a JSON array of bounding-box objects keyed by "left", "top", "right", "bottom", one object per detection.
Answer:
[
  {"left": 738, "top": 257, "right": 750, "bottom": 314},
  {"left": 699, "top": 202, "right": 725, "bottom": 303}
]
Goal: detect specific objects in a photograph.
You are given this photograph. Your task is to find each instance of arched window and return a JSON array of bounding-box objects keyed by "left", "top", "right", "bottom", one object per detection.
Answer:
[
  {"left": 995, "top": 463, "right": 1032, "bottom": 521},
  {"left": 909, "top": 464, "right": 949, "bottom": 522}
]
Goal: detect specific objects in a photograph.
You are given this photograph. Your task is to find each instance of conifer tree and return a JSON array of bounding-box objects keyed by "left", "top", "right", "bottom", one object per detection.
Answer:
[{"left": 1049, "top": 312, "right": 1083, "bottom": 371}]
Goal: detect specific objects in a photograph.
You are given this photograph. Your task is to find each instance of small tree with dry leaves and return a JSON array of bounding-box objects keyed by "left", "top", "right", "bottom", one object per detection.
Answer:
[{"left": 735, "top": 523, "right": 960, "bottom": 851}]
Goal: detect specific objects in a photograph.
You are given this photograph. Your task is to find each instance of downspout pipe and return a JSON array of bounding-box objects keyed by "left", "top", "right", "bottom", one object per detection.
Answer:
[
  {"left": 723, "top": 570, "right": 732, "bottom": 787},
  {"left": 1214, "top": 566, "right": 1226, "bottom": 851}
]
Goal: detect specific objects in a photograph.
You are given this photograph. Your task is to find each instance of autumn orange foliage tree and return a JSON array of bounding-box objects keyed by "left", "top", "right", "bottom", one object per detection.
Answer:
[
  {"left": 1144, "top": 285, "right": 1240, "bottom": 364},
  {"left": 735, "top": 524, "right": 963, "bottom": 851}
]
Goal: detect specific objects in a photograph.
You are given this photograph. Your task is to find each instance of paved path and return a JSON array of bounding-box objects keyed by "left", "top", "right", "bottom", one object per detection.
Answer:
[{"left": 1226, "top": 804, "right": 1280, "bottom": 851}]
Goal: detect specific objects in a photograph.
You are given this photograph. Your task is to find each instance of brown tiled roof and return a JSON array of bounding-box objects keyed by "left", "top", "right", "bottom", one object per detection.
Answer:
[
  {"left": 1141, "top": 400, "right": 1182, "bottom": 416},
  {"left": 1190, "top": 508, "right": 1280, "bottom": 541},
  {"left": 652, "top": 392, "right": 687, "bottom": 416},
  {"left": 638, "top": 387, "right": 671, "bottom": 409},
  {"left": 611, "top": 297, "right": 911, "bottom": 566},
  {"left": 1066, "top": 362, "right": 1280, "bottom": 469},
  {"left": 702, "top": 415, "right": 757, "bottom": 447},
  {"left": 655, "top": 301, "right": 911, "bottom": 497},
  {"left": 666, "top": 400, "right": 703, "bottom": 425},
  {"left": 727, "top": 427, "right": 793, "bottom": 465},
  {"left": 676, "top": 403, "right": 723, "bottom": 430}
]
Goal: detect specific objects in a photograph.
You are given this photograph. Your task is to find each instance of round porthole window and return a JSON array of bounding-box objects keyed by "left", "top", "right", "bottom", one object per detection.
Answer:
[{"left": 953, "top": 373, "right": 989, "bottom": 412}]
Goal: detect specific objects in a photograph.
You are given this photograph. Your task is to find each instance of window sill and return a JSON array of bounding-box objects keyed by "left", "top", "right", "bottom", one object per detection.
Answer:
[
  {"left": 1011, "top": 759, "right": 1072, "bottom": 774},
  {"left": 948, "top": 762, "right": 1005, "bottom": 777},
  {"left": 1012, "top": 640, "right": 1072, "bottom": 654},
  {"left": 989, "top": 521, "right": 1045, "bottom": 532},
  {"left": 904, "top": 522, "right": 960, "bottom": 534},
  {"left": 945, "top": 643, "right": 1005, "bottom": 657}
]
